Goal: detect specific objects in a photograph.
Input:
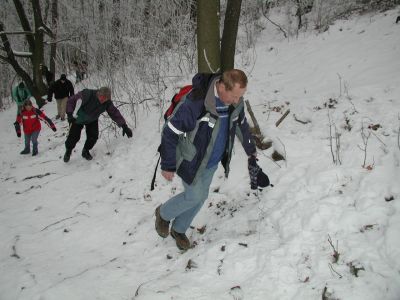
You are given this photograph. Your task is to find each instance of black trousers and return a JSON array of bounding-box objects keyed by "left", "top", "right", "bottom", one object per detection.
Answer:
[{"left": 65, "top": 120, "right": 99, "bottom": 151}]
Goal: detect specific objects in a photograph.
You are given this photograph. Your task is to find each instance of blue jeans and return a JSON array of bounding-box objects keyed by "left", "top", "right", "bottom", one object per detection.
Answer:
[
  {"left": 160, "top": 165, "right": 218, "bottom": 233},
  {"left": 24, "top": 131, "right": 40, "bottom": 152}
]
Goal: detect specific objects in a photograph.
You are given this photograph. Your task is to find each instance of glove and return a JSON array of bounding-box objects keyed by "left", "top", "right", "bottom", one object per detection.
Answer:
[
  {"left": 67, "top": 113, "right": 75, "bottom": 124},
  {"left": 248, "top": 155, "right": 270, "bottom": 190},
  {"left": 48, "top": 97, "right": 52, "bottom": 102},
  {"left": 52, "top": 127, "right": 57, "bottom": 132},
  {"left": 122, "top": 124, "right": 133, "bottom": 138},
  {"left": 14, "top": 121, "right": 21, "bottom": 137}
]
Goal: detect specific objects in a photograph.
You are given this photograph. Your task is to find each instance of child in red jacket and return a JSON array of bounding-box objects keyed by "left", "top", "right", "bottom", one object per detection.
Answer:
[{"left": 14, "top": 99, "right": 57, "bottom": 156}]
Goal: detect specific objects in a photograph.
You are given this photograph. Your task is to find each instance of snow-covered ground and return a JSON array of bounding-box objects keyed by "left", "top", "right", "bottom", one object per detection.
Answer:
[{"left": 1, "top": 8, "right": 400, "bottom": 300}]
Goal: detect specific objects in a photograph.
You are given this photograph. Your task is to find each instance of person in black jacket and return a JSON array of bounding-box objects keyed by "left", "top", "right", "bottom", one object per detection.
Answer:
[
  {"left": 40, "top": 64, "right": 54, "bottom": 87},
  {"left": 63, "top": 86, "right": 133, "bottom": 162},
  {"left": 48, "top": 74, "right": 74, "bottom": 120}
]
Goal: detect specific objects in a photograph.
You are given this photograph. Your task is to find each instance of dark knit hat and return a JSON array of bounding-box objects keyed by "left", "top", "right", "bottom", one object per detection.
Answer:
[{"left": 60, "top": 74, "right": 67, "bottom": 80}]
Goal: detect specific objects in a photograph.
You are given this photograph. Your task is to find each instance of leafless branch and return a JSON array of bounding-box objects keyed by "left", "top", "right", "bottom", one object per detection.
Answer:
[
  {"left": 260, "top": 151, "right": 282, "bottom": 168},
  {"left": 328, "top": 263, "right": 343, "bottom": 278},
  {"left": 293, "top": 114, "right": 310, "bottom": 124},
  {"left": 328, "top": 235, "right": 340, "bottom": 264},
  {"left": 44, "top": 36, "right": 80, "bottom": 45},
  {"left": 261, "top": 13, "right": 287, "bottom": 38},
  {"left": 357, "top": 123, "right": 371, "bottom": 168},
  {"left": 0, "top": 30, "right": 34, "bottom": 36}
]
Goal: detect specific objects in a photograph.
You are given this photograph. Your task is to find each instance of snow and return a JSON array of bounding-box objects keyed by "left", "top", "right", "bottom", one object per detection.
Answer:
[{"left": 1, "top": 8, "right": 400, "bottom": 300}]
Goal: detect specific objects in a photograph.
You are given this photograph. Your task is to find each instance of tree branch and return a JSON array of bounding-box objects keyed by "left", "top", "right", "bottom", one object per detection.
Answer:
[
  {"left": 0, "top": 54, "right": 10, "bottom": 63},
  {"left": 40, "top": 23, "right": 55, "bottom": 38},
  {"left": 0, "top": 30, "right": 34, "bottom": 36},
  {"left": 0, "top": 22, "right": 32, "bottom": 85},
  {"left": 12, "top": 0, "right": 35, "bottom": 50}
]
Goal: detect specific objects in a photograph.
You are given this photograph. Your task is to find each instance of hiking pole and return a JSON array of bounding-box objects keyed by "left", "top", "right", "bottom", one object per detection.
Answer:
[{"left": 150, "top": 154, "right": 161, "bottom": 191}]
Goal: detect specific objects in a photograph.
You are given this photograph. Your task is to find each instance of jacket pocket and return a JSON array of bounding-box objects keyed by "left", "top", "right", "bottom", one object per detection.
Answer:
[{"left": 178, "top": 137, "right": 197, "bottom": 162}]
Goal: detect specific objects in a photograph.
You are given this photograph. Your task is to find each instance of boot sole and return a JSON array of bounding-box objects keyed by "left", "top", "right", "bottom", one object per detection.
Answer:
[{"left": 170, "top": 230, "right": 190, "bottom": 251}]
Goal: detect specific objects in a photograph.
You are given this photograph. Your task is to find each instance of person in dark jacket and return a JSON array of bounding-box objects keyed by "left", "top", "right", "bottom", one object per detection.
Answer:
[
  {"left": 48, "top": 74, "right": 74, "bottom": 120},
  {"left": 63, "top": 86, "right": 133, "bottom": 162},
  {"left": 14, "top": 99, "right": 56, "bottom": 156},
  {"left": 155, "top": 69, "right": 257, "bottom": 250},
  {"left": 40, "top": 64, "right": 54, "bottom": 87}
]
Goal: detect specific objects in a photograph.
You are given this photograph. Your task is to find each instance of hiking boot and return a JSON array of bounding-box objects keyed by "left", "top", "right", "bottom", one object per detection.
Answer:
[
  {"left": 55, "top": 115, "right": 60, "bottom": 120},
  {"left": 155, "top": 205, "right": 170, "bottom": 238},
  {"left": 63, "top": 149, "right": 72, "bottom": 162},
  {"left": 20, "top": 149, "right": 30, "bottom": 155},
  {"left": 32, "top": 149, "right": 38, "bottom": 156},
  {"left": 170, "top": 228, "right": 191, "bottom": 250},
  {"left": 82, "top": 148, "right": 93, "bottom": 160}
]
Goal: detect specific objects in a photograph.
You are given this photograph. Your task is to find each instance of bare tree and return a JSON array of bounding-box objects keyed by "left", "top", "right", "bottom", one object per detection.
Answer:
[{"left": 0, "top": 0, "right": 54, "bottom": 107}]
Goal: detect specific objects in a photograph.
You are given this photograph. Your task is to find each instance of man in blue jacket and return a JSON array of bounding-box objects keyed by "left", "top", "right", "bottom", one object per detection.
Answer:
[
  {"left": 63, "top": 86, "right": 132, "bottom": 162},
  {"left": 155, "top": 69, "right": 256, "bottom": 250}
]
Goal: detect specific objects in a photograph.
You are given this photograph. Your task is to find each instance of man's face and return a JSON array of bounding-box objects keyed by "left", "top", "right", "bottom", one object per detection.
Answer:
[
  {"left": 218, "top": 82, "right": 246, "bottom": 105},
  {"left": 98, "top": 94, "right": 109, "bottom": 103}
]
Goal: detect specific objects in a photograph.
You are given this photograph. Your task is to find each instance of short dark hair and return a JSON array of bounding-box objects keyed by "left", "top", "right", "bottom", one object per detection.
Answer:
[
  {"left": 220, "top": 69, "right": 248, "bottom": 91},
  {"left": 23, "top": 99, "right": 32, "bottom": 106}
]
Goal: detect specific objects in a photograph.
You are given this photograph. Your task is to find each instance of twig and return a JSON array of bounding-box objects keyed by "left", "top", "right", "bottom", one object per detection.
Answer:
[
  {"left": 327, "top": 109, "right": 336, "bottom": 164},
  {"left": 335, "top": 126, "right": 341, "bottom": 165},
  {"left": 276, "top": 137, "right": 287, "bottom": 167},
  {"left": 397, "top": 114, "right": 400, "bottom": 151},
  {"left": 371, "top": 131, "right": 386, "bottom": 147},
  {"left": 327, "top": 234, "right": 340, "bottom": 263},
  {"left": 260, "top": 151, "right": 282, "bottom": 168},
  {"left": 337, "top": 73, "right": 342, "bottom": 97},
  {"left": 245, "top": 100, "right": 261, "bottom": 135},
  {"left": 275, "top": 109, "right": 290, "bottom": 127},
  {"left": 40, "top": 212, "right": 89, "bottom": 231},
  {"left": 357, "top": 123, "right": 371, "bottom": 168},
  {"left": 23, "top": 172, "right": 53, "bottom": 181},
  {"left": 328, "top": 263, "right": 343, "bottom": 278},
  {"left": 261, "top": 13, "right": 288, "bottom": 38},
  {"left": 293, "top": 114, "right": 310, "bottom": 124}
]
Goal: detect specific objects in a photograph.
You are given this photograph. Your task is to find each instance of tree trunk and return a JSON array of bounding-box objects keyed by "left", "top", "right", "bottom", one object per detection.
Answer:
[
  {"left": 197, "top": 0, "right": 220, "bottom": 73},
  {"left": 111, "top": 0, "right": 121, "bottom": 66},
  {"left": 221, "top": 0, "right": 242, "bottom": 72},
  {"left": 32, "top": 0, "right": 47, "bottom": 107},
  {"left": 49, "top": 0, "right": 58, "bottom": 80}
]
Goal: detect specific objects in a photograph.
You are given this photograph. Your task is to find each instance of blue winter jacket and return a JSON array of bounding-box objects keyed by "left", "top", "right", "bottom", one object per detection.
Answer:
[{"left": 160, "top": 73, "right": 256, "bottom": 185}]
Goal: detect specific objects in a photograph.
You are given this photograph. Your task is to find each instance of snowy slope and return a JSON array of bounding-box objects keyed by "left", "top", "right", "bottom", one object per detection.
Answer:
[{"left": 1, "top": 8, "right": 400, "bottom": 300}]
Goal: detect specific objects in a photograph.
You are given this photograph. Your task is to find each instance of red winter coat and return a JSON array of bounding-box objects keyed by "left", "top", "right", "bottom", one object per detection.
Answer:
[{"left": 16, "top": 108, "right": 56, "bottom": 135}]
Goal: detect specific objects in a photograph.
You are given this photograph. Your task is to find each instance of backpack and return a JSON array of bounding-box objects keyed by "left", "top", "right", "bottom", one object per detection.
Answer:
[
  {"left": 151, "top": 85, "right": 193, "bottom": 191},
  {"left": 163, "top": 85, "right": 193, "bottom": 121},
  {"left": 150, "top": 73, "right": 218, "bottom": 191}
]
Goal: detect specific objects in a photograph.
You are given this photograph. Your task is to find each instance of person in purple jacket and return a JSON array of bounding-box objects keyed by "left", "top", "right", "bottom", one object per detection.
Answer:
[{"left": 63, "top": 86, "right": 132, "bottom": 162}]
